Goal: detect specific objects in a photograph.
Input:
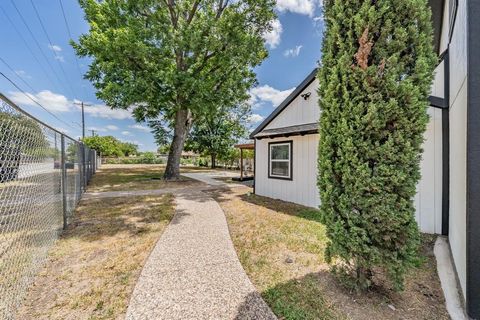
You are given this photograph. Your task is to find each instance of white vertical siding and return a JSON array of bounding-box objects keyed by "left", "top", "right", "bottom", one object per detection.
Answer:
[
  {"left": 446, "top": 0, "right": 468, "bottom": 298},
  {"left": 415, "top": 107, "right": 443, "bottom": 234},
  {"left": 265, "top": 79, "right": 320, "bottom": 130},
  {"left": 255, "top": 109, "right": 443, "bottom": 235},
  {"left": 255, "top": 135, "right": 321, "bottom": 208}
]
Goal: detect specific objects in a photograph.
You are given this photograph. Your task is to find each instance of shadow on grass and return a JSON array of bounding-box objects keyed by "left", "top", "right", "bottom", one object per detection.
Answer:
[
  {"left": 236, "top": 266, "right": 448, "bottom": 320},
  {"left": 234, "top": 271, "right": 341, "bottom": 320},
  {"left": 237, "top": 192, "right": 322, "bottom": 223}
]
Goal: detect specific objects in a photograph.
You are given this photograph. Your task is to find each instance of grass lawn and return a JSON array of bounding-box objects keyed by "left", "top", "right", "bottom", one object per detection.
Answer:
[
  {"left": 88, "top": 164, "right": 203, "bottom": 192},
  {"left": 16, "top": 193, "right": 175, "bottom": 320},
  {"left": 210, "top": 187, "right": 449, "bottom": 320}
]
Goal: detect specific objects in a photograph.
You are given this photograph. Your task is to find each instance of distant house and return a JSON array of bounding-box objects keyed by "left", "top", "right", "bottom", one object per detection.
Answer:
[{"left": 250, "top": 0, "right": 480, "bottom": 317}]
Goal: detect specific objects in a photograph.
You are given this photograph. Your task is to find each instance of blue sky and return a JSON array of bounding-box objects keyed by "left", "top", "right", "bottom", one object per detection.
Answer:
[{"left": 0, "top": 0, "right": 324, "bottom": 151}]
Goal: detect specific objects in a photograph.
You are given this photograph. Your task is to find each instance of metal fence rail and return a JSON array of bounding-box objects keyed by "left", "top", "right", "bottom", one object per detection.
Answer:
[{"left": 0, "top": 93, "right": 98, "bottom": 320}]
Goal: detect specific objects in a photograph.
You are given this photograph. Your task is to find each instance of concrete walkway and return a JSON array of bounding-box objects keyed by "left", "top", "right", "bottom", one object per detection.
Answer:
[{"left": 124, "top": 175, "right": 276, "bottom": 319}]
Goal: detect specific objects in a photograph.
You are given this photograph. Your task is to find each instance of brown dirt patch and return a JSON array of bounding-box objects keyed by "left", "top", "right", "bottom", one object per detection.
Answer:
[{"left": 16, "top": 194, "right": 175, "bottom": 320}]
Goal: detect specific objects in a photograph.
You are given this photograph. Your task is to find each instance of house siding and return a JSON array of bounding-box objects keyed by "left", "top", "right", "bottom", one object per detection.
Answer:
[
  {"left": 255, "top": 105, "right": 443, "bottom": 235},
  {"left": 264, "top": 79, "right": 320, "bottom": 130},
  {"left": 255, "top": 135, "right": 320, "bottom": 208},
  {"left": 445, "top": 0, "right": 468, "bottom": 299}
]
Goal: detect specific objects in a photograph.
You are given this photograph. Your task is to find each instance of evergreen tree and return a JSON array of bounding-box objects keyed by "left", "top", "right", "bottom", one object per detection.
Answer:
[{"left": 318, "top": 0, "right": 437, "bottom": 290}]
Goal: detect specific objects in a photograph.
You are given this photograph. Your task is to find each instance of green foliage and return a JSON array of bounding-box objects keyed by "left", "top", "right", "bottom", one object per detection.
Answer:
[
  {"left": 140, "top": 151, "right": 157, "bottom": 164},
  {"left": 318, "top": 0, "right": 437, "bottom": 290},
  {"left": 104, "top": 154, "right": 166, "bottom": 165},
  {"left": 120, "top": 142, "right": 139, "bottom": 157},
  {"left": 186, "top": 103, "right": 249, "bottom": 167},
  {"left": 82, "top": 135, "right": 138, "bottom": 158},
  {"left": 73, "top": 0, "right": 275, "bottom": 178}
]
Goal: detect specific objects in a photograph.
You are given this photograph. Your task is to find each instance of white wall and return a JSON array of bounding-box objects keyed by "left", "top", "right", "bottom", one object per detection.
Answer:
[
  {"left": 255, "top": 106, "right": 443, "bottom": 235},
  {"left": 414, "top": 106, "right": 443, "bottom": 234},
  {"left": 255, "top": 135, "right": 320, "bottom": 208},
  {"left": 446, "top": 0, "right": 468, "bottom": 299},
  {"left": 265, "top": 79, "right": 320, "bottom": 130}
]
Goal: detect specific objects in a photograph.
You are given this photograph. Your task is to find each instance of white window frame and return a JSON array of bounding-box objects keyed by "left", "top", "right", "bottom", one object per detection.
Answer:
[{"left": 268, "top": 141, "right": 292, "bottom": 180}]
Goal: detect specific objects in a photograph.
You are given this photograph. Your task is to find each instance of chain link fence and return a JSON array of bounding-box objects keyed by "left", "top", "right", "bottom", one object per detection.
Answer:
[{"left": 0, "top": 93, "right": 98, "bottom": 320}]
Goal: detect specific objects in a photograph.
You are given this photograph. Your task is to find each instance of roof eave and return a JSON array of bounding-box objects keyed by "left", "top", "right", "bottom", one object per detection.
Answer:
[{"left": 249, "top": 68, "right": 318, "bottom": 139}]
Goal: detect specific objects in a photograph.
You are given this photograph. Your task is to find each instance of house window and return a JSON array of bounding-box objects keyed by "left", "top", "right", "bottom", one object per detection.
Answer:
[{"left": 268, "top": 141, "right": 292, "bottom": 180}]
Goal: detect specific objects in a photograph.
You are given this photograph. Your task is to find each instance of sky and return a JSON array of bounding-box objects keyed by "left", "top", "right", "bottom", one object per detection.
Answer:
[{"left": 0, "top": 0, "right": 324, "bottom": 152}]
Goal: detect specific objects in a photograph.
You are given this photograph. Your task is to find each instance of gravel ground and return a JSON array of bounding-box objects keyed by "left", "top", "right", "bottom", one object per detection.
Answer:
[{"left": 125, "top": 181, "right": 276, "bottom": 319}]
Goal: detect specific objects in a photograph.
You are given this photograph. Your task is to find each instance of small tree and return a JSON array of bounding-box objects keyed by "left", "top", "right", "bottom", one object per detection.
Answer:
[
  {"left": 82, "top": 135, "right": 124, "bottom": 157},
  {"left": 186, "top": 103, "right": 249, "bottom": 168},
  {"left": 120, "top": 142, "right": 139, "bottom": 157},
  {"left": 318, "top": 0, "right": 437, "bottom": 290}
]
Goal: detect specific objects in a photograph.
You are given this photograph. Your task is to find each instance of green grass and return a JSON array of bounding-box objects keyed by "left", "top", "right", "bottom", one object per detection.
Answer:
[{"left": 211, "top": 188, "right": 449, "bottom": 320}]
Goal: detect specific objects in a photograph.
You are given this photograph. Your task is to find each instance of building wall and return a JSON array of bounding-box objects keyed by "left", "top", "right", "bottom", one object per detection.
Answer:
[
  {"left": 255, "top": 107, "right": 443, "bottom": 235},
  {"left": 265, "top": 79, "right": 320, "bottom": 130},
  {"left": 446, "top": 0, "right": 468, "bottom": 298},
  {"left": 255, "top": 135, "right": 320, "bottom": 208}
]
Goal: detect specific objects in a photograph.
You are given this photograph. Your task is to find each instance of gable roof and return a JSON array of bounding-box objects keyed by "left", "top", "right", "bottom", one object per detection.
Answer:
[{"left": 249, "top": 68, "right": 318, "bottom": 139}]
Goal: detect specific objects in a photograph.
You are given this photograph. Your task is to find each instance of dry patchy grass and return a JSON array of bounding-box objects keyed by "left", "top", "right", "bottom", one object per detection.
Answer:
[
  {"left": 16, "top": 194, "right": 175, "bottom": 320},
  {"left": 210, "top": 187, "right": 449, "bottom": 320},
  {"left": 88, "top": 164, "right": 202, "bottom": 192}
]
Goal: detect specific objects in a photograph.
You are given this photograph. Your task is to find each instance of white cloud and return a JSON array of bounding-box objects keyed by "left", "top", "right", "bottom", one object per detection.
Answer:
[
  {"left": 54, "top": 55, "right": 65, "bottom": 63},
  {"left": 284, "top": 45, "right": 303, "bottom": 57},
  {"left": 248, "top": 114, "right": 265, "bottom": 124},
  {"left": 15, "top": 70, "right": 32, "bottom": 79},
  {"left": 121, "top": 131, "right": 131, "bottom": 136},
  {"left": 128, "top": 124, "right": 150, "bottom": 132},
  {"left": 106, "top": 125, "right": 118, "bottom": 131},
  {"left": 9, "top": 90, "right": 71, "bottom": 112},
  {"left": 249, "top": 85, "right": 295, "bottom": 108},
  {"left": 79, "top": 104, "right": 133, "bottom": 120},
  {"left": 10, "top": 89, "right": 134, "bottom": 120},
  {"left": 48, "top": 44, "right": 62, "bottom": 52},
  {"left": 88, "top": 126, "right": 107, "bottom": 132},
  {"left": 276, "top": 0, "right": 320, "bottom": 16},
  {"left": 263, "top": 19, "right": 283, "bottom": 49}
]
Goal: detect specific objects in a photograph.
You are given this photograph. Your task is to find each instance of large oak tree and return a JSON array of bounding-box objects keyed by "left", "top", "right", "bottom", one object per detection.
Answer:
[{"left": 74, "top": 0, "right": 275, "bottom": 179}]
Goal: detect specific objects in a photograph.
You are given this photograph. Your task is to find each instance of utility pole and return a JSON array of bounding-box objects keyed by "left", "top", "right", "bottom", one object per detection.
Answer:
[
  {"left": 74, "top": 101, "right": 92, "bottom": 139},
  {"left": 90, "top": 129, "right": 96, "bottom": 137}
]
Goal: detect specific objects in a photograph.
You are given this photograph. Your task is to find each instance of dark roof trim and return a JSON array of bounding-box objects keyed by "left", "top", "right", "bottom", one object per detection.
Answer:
[
  {"left": 255, "top": 123, "right": 319, "bottom": 139},
  {"left": 249, "top": 68, "right": 318, "bottom": 139},
  {"left": 429, "top": 95, "right": 448, "bottom": 109}
]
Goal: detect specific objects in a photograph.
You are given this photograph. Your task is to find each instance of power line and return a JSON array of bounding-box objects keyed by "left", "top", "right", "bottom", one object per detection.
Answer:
[
  {"left": 9, "top": 0, "right": 67, "bottom": 96},
  {"left": 0, "top": 71, "right": 78, "bottom": 132},
  {"left": 0, "top": 57, "right": 38, "bottom": 94},
  {"left": 0, "top": 5, "right": 58, "bottom": 92},
  {"left": 29, "top": 0, "right": 76, "bottom": 99},
  {"left": 58, "top": 0, "right": 88, "bottom": 98}
]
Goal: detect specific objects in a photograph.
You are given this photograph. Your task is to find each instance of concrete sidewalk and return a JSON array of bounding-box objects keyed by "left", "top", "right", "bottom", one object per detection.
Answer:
[{"left": 125, "top": 190, "right": 276, "bottom": 320}]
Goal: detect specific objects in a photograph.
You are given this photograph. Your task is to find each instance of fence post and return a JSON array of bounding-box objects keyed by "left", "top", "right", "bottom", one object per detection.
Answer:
[{"left": 61, "top": 135, "right": 67, "bottom": 230}]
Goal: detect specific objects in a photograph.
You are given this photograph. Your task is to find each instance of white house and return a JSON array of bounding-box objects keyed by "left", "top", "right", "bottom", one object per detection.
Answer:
[{"left": 250, "top": 0, "right": 480, "bottom": 317}]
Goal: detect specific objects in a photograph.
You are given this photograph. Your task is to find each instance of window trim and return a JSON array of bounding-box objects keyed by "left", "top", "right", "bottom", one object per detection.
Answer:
[{"left": 268, "top": 140, "right": 293, "bottom": 180}]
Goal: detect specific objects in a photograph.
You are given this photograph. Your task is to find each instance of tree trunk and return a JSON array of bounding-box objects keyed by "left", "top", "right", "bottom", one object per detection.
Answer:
[
  {"left": 211, "top": 154, "right": 216, "bottom": 169},
  {"left": 164, "top": 109, "right": 192, "bottom": 180}
]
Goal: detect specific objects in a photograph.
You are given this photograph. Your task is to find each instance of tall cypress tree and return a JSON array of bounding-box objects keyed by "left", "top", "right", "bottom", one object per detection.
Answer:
[{"left": 318, "top": 0, "right": 437, "bottom": 290}]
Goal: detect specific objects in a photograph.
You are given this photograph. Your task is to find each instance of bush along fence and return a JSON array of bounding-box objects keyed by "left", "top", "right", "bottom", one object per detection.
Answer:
[{"left": 0, "top": 93, "right": 99, "bottom": 320}]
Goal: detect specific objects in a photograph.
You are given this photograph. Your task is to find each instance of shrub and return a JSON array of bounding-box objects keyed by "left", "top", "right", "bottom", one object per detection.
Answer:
[{"left": 317, "top": 0, "right": 437, "bottom": 290}]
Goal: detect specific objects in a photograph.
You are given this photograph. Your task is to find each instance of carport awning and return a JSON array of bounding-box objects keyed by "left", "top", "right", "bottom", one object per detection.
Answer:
[{"left": 254, "top": 123, "right": 318, "bottom": 139}]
